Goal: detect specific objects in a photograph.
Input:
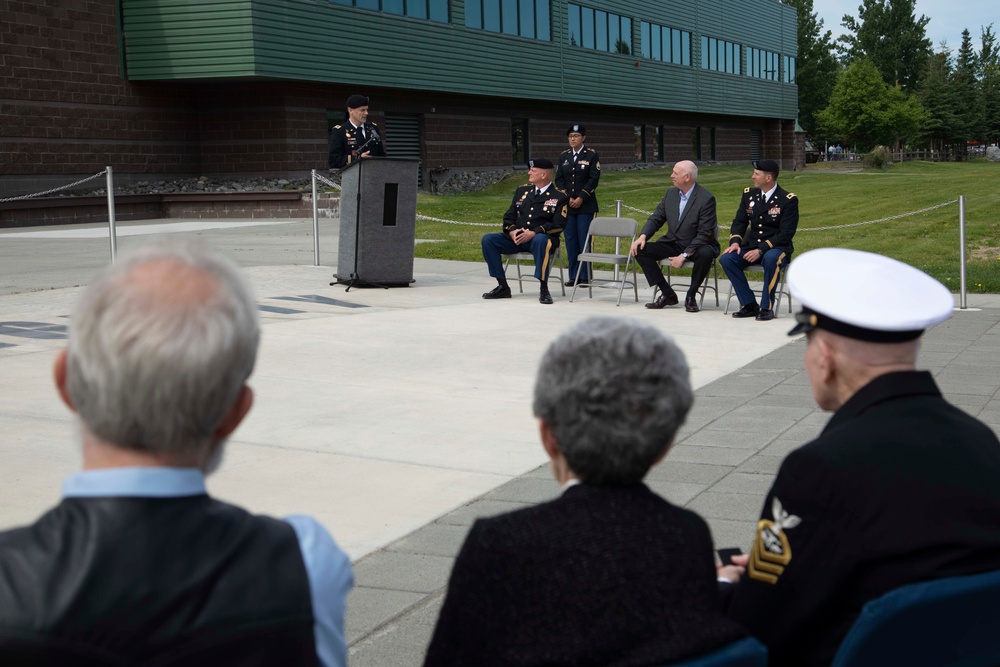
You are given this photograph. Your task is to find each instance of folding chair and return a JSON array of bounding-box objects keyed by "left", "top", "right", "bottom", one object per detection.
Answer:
[
  {"left": 570, "top": 217, "right": 639, "bottom": 306},
  {"left": 654, "top": 225, "right": 724, "bottom": 309},
  {"left": 503, "top": 246, "right": 566, "bottom": 296},
  {"left": 831, "top": 568, "right": 1000, "bottom": 667},
  {"left": 723, "top": 261, "right": 791, "bottom": 315}
]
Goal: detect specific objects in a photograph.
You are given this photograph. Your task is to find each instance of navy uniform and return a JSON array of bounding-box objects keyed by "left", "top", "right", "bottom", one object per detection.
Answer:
[
  {"left": 327, "top": 94, "right": 386, "bottom": 170},
  {"left": 723, "top": 249, "right": 1000, "bottom": 667},
  {"left": 554, "top": 124, "right": 601, "bottom": 284},
  {"left": 719, "top": 159, "right": 798, "bottom": 320},
  {"left": 481, "top": 158, "right": 568, "bottom": 304}
]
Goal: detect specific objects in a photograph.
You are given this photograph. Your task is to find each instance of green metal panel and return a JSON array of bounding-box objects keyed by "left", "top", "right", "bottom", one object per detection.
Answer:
[{"left": 121, "top": 0, "right": 798, "bottom": 119}]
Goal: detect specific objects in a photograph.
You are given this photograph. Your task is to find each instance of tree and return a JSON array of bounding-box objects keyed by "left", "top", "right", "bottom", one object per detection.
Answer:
[
  {"left": 952, "top": 29, "right": 982, "bottom": 154},
  {"left": 783, "top": 0, "right": 840, "bottom": 138},
  {"left": 839, "top": 0, "right": 932, "bottom": 93},
  {"left": 979, "top": 25, "right": 1000, "bottom": 144},
  {"left": 818, "top": 58, "right": 927, "bottom": 150},
  {"left": 918, "top": 49, "right": 962, "bottom": 150}
]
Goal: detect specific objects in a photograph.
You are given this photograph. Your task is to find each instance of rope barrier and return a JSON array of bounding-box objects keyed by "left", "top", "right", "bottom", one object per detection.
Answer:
[
  {"left": 314, "top": 172, "right": 340, "bottom": 190},
  {"left": 416, "top": 214, "right": 496, "bottom": 227},
  {"left": 0, "top": 170, "right": 108, "bottom": 203},
  {"left": 798, "top": 200, "right": 958, "bottom": 231}
]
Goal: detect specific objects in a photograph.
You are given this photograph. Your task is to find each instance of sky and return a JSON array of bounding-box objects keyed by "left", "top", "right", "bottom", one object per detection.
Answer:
[{"left": 810, "top": 0, "right": 999, "bottom": 53}]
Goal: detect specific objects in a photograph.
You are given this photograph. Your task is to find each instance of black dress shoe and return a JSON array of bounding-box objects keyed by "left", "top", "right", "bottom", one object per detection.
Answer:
[
  {"left": 645, "top": 291, "right": 679, "bottom": 309},
  {"left": 565, "top": 279, "right": 589, "bottom": 287},
  {"left": 684, "top": 296, "right": 700, "bottom": 313},
  {"left": 755, "top": 309, "right": 774, "bottom": 321},
  {"left": 539, "top": 287, "right": 553, "bottom": 305},
  {"left": 732, "top": 303, "right": 761, "bottom": 318},
  {"left": 482, "top": 285, "right": 512, "bottom": 299}
]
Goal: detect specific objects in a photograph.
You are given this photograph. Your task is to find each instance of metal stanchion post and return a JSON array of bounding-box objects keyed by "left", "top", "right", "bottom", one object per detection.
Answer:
[
  {"left": 959, "top": 195, "right": 967, "bottom": 309},
  {"left": 614, "top": 200, "right": 623, "bottom": 281},
  {"left": 106, "top": 166, "right": 117, "bottom": 263},
  {"left": 311, "top": 169, "right": 320, "bottom": 266}
]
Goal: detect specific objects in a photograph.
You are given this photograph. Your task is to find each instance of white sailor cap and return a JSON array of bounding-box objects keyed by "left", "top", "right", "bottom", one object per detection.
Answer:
[{"left": 787, "top": 248, "right": 954, "bottom": 342}]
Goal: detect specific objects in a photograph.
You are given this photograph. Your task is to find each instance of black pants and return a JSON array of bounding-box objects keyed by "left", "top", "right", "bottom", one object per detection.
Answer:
[{"left": 635, "top": 239, "right": 716, "bottom": 298}]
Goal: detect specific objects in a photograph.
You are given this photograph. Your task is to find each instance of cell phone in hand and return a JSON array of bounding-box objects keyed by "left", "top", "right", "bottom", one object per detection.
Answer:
[{"left": 717, "top": 547, "right": 743, "bottom": 565}]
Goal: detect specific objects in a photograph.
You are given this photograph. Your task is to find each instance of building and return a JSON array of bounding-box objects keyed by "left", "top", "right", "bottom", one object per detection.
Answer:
[{"left": 1, "top": 0, "right": 798, "bottom": 196}]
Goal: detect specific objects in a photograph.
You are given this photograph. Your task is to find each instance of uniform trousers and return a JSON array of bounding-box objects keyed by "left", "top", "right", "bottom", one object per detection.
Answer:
[
  {"left": 635, "top": 241, "right": 716, "bottom": 298},
  {"left": 563, "top": 212, "right": 593, "bottom": 281},
  {"left": 719, "top": 247, "right": 788, "bottom": 311},
  {"left": 482, "top": 233, "right": 555, "bottom": 283}
]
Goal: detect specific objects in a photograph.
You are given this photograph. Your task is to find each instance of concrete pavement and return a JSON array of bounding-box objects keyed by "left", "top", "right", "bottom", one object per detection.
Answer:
[{"left": 1, "top": 217, "right": 998, "bottom": 665}]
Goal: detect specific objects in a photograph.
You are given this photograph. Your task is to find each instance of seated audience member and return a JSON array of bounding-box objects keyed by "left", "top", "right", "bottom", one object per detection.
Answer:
[
  {"left": 719, "top": 248, "right": 1000, "bottom": 667},
  {"left": 425, "top": 317, "right": 747, "bottom": 666},
  {"left": 480, "top": 158, "right": 568, "bottom": 304},
  {"left": 0, "top": 241, "right": 352, "bottom": 666}
]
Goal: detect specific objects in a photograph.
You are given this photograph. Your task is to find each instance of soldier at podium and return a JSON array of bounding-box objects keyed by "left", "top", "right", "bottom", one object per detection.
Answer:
[
  {"left": 481, "top": 159, "right": 568, "bottom": 305},
  {"left": 328, "top": 94, "right": 386, "bottom": 170}
]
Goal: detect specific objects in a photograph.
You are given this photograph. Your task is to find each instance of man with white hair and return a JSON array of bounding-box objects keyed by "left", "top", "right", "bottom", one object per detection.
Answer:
[
  {"left": 718, "top": 248, "right": 1000, "bottom": 667},
  {"left": 0, "top": 241, "right": 352, "bottom": 666}
]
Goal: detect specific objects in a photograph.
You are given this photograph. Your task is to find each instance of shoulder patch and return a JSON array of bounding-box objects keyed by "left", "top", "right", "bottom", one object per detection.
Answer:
[
  {"left": 786, "top": 192, "right": 796, "bottom": 199},
  {"left": 744, "top": 187, "right": 751, "bottom": 193}
]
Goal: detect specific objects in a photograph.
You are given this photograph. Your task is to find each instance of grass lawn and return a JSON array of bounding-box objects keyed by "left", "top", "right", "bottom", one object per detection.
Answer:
[{"left": 411, "top": 161, "right": 1000, "bottom": 293}]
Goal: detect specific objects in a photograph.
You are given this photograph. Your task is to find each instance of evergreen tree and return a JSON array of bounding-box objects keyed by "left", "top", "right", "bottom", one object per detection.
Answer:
[
  {"left": 839, "top": 0, "right": 932, "bottom": 92},
  {"left": 917, "top": 50, "right": 961, "bottom": 151},
  {"left": 783, "top": 0, "right": 840, "bottom": 138},
  {"left": 952, "top": 29, "right": 981, "bottom": 155},
  {"left": 979, "top": 25, "right": 1000, "bottom": 145}
]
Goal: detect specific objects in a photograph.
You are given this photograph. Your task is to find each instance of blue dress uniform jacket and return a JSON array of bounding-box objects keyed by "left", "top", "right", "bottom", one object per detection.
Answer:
[
  {"left": 502, "top": 183, "right": 568, "bottom": 246},
  {"left": 554, "top": 146, "right": 601, "bottom": 214},
  {"left": 724, "top": 371, "right": 1000, "bottom": 667},
  {"left": 327, "top": 121, "right": 386, "bottom": 169},
  {"left": 728, "top": 186, "right": 798, "bottom": 254}
]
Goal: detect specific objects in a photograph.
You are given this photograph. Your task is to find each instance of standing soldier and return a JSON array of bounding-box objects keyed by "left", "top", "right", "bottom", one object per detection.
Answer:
[
  {"left": 555, "top": 124, "right": 601, "bottom": 286},
  {"left": 328, "top": 94, "right": 386, "bottom": 170}
]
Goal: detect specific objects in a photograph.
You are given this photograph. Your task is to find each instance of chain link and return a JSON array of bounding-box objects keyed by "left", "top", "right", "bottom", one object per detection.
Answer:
[
  {"left": 417, "top": 214, "right": 495, "bottom": 227},
  {"left": 0, "top": 170, "right": 108, "bottom": 203},
  {"left": 799, "top": 200, "right": 958, "bottom": 231},
  {"left": 314, "top": 172, "right": 340, "bottom": 190}
]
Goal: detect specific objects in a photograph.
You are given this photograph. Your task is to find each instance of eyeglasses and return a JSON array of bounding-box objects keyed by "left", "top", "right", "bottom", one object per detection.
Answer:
[{"left": 568, "top": 133, "right": 584, "bottom": 139}]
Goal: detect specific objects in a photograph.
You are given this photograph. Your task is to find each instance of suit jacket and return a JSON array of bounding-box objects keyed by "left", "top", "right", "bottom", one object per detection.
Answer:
[
  {"left": 554, "top": 146, "right": 601, "bottom": 214},
  {"left": 640, "top": 183, "right": 720, "bottom": 256},
  {"left": 728, "top": 184, "right": 798, "bottom": 255},
  {"left": 425, "top": 484, "right": 747, "bottom": 667},
  {"left": 725, "top": 371, "right": 1000, "bottom": 667},
  {"left": 501, "top": 183, "right": 568, "bottom": 247},
  {"left": 327, "top": 121, "right": 386, "bottom": 169}
]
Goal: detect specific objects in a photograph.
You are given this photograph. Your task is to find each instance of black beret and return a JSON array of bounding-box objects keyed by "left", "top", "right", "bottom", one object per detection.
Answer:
[
  {"left": 529, "top": 158, "right": 554, "bottom": 169},
  {"left": 752, "top": 159, "right": 780, "bottom": 178},
  {"left": 567, "top": 124, "right": 587, "bottom": 135},
  {"left": 346, "top": 94, "right": 369, "bottom": 109}
]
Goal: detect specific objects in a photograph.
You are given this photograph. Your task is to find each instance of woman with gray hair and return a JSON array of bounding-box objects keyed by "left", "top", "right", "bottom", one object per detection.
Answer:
[{"left": 425, "top": 317, "right": 747, "bottom": 666}]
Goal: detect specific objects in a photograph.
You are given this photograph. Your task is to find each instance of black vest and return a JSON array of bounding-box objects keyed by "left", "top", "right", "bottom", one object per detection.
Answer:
[{"left": 0, "top": 495, "right": 318, "bottom": 666}]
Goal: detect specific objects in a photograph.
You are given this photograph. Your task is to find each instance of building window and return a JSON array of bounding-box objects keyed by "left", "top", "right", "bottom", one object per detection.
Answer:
[
  {"left": 467, "top": 0, "right": 550, "bottom": 40},
  {"left": 568, "top": 3, "right": 631, "bottom": 54},
  {"left": 692, "top": 127, "right": 701, "bottom": 161},
  {"left": 512, "top": 118, "right": 529, "bottom": 164},
  {"left": 330, "top": 0, "right": 449, "bottom": 22},
  {"left": 748, "top": 47, "right": 780, "bottom": 80},
  {"left": 700, "top": 36, "right": 741, "bottom": 74},
  {"left": 783, "top": 55, "right": 796, "bottom": 83},
  {"left": 639, "top": 21, "right": 690, "bottom": 66},
  {"left": 710, "top": 127, "right": 717, "bottom": 160},
  {"left": 652, "top": 125, "right": 664, "bottom": 162},
  {"left": 634, "top": 124, "right": 645, "bottom": 161}
]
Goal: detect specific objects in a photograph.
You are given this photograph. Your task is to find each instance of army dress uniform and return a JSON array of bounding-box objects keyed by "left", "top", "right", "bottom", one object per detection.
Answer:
[
  {"left": 719, "top": 184, "right": 798, "bottom": 313},
  {"left": 555, "top": 144, "right": 600, "bottom": 282},
  {"left": 481, "top": 183, "right": 568, "bottom": 284},
  {"left": 327, "top": 121, "right": 386, "bottom": 170}
]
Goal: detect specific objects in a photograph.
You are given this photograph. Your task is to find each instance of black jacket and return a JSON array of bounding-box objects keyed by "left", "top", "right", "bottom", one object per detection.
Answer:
[
  {"left": 728, "top": 184, "right": 798, "bottom": 254},
  {"left": 554, "top": 146, "right": 601, "bottom": 214},
  {"left": 725, "top": 371, "right": 1000, "bottom": 667},
  {"left": 501, "top": 183, "right": 569, "bottom": 247},
  {"left": 425, "top": 483, "right": 747, "bottom": 666},
  {"left": 328, "top": 121, "right": 386, "bottom": 169},
  {"left": 0, "top": 495, "right": 318, "bottom": 666}
]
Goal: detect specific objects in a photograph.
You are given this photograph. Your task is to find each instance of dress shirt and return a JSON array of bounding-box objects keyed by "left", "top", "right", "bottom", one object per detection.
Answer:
[
  {"left": 678, "top": 186, "right": 693, "bottom": 220},
  {"left": 63, "top": 467, "right": 353, "bottom": 667}
]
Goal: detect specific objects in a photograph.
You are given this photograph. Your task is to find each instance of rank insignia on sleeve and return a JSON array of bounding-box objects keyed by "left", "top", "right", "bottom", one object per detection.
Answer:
[
  {"left": 744, "top": 187, "right": 751, "bottom": 193},
  {"left": 748, "top": 497, "right": 801, "bottom": 584}
]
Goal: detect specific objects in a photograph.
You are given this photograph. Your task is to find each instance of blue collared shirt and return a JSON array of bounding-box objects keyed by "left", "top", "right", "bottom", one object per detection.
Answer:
[{"left": 63, "top": 467, "right": 353, "bottom": 667}]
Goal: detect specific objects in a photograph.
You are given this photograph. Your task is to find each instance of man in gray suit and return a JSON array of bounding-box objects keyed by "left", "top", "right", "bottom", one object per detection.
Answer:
[{"left": 630, "top": 160, "right": 720, "bottom": 312}]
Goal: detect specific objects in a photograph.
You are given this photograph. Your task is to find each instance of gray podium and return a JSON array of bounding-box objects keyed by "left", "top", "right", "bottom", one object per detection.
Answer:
[{"left": 334, "top": 157, "right": 420, "bottom": 288}]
